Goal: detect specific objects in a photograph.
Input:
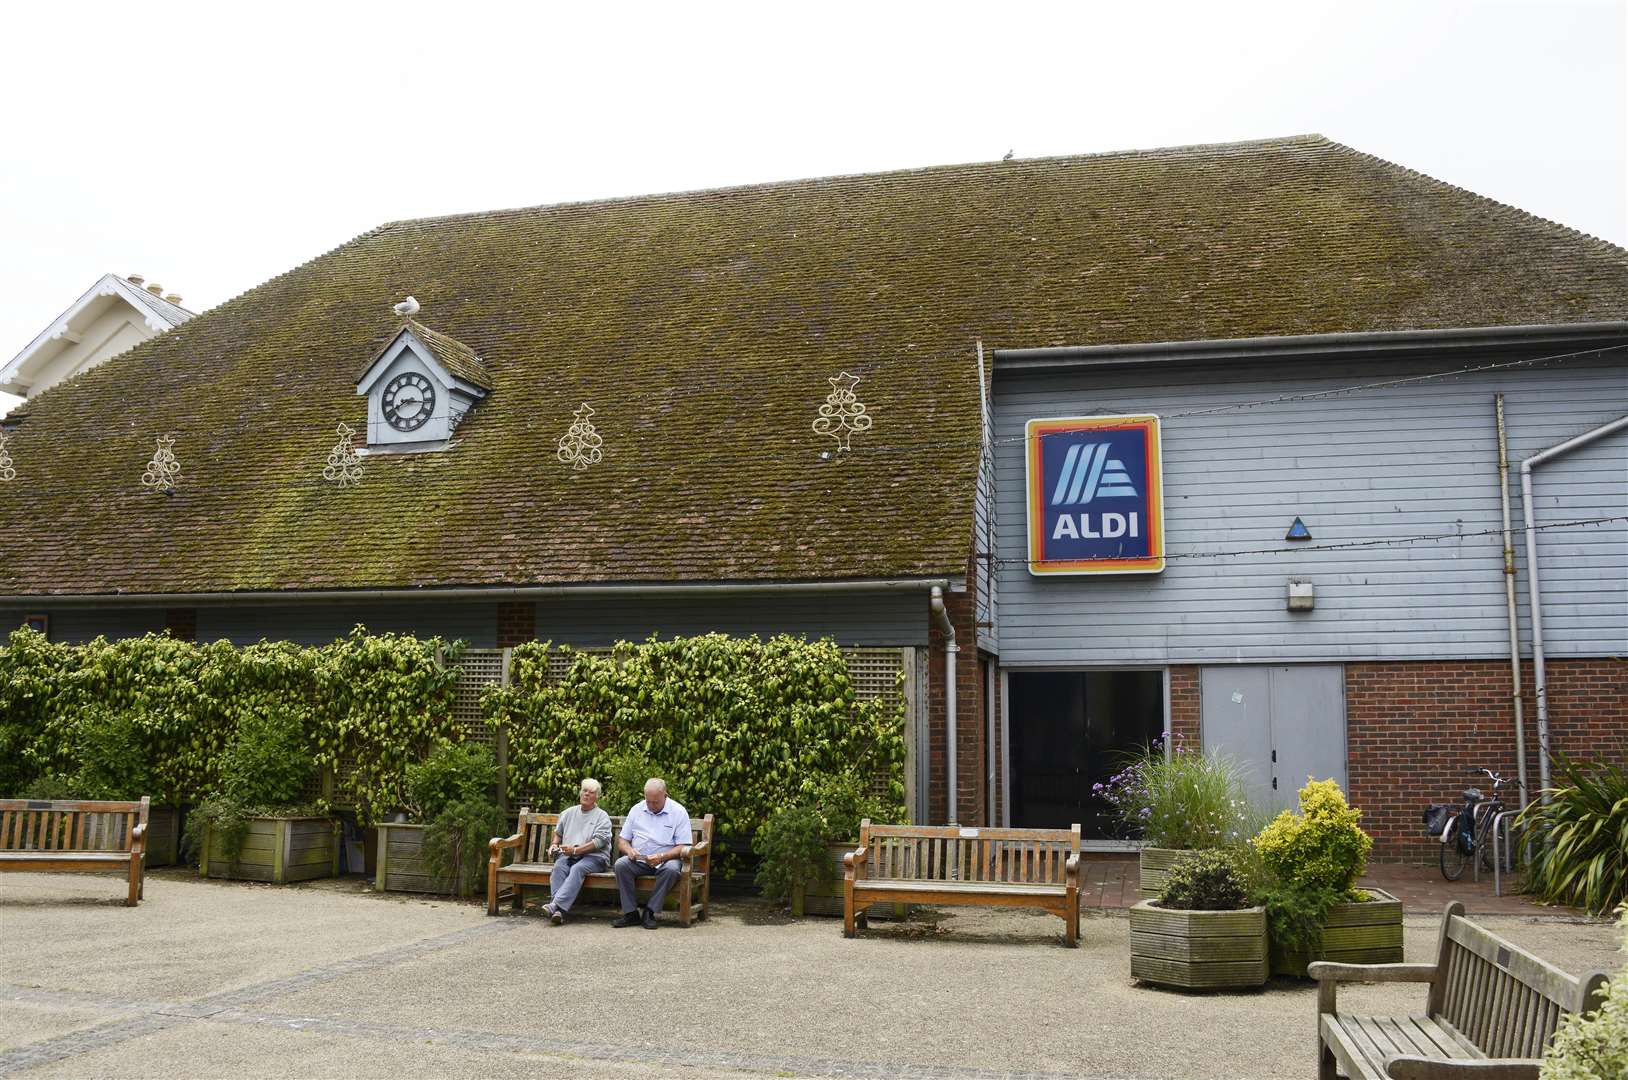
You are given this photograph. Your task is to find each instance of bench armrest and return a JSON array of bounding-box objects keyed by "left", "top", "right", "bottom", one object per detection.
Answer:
[
  {"left": 1064, "top": 854, "right": 1080, "bottom": 884},
  {"left": 681, "top": 841, "right": 710, "bottom": 871},
  {"left": 488, "top": 832, "right": 523, "bottom": 864},
  {"left": 843, "top": 845, "right": 867, "bottom": 881},
  {"left": 1310, "top": 962, "right": 1437, "bottom": 984},
  {"left": 1312, "top": 962, "right": 1437, "bottom": 1014},
  {"left": 129, "top": 822, "right": 147, "bottom": 855},
  {"left": 1385, "top": 1057, "right": 1539, "bottom": 1080}
]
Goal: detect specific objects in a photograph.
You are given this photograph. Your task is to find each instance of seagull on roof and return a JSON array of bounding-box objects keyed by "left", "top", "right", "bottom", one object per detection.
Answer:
[
  {"left": 1002, "top": 149, "right": 1014, "bottom": 161},
  {"left": 393, "top": 296, "right": 420, "bottom": 318}
]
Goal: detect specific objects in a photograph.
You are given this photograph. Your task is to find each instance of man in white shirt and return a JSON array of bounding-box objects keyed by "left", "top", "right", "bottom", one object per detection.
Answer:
[{"left": 611, "top": 778, "right": 693, "bottom": 929}]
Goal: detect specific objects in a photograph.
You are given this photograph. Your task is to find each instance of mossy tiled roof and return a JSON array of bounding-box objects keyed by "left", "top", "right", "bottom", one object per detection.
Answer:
[
  {"left": 2, "top": 135, "right": 1625, "bottom": 596},
  {"left": 393, "top": 319, "right": 492, "bottom": 391}
]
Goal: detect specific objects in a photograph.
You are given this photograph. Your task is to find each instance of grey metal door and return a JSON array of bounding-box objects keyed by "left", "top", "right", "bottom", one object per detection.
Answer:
[
  {"left": 1200, "top": 667, "right": 1275, "bottom": 813},
  {"left": 1268, "top": 665, "right": 1347, "bottom": 806},
  {"left": 1201, "top": 665, "right": 1346, "bottom": 814}
]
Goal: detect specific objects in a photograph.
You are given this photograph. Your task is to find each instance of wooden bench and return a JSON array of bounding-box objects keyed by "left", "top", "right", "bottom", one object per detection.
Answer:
[
  {"left": 487, "top": 809, "right": 714, "bottom": 926},
  {"left": 843, "top": 820, "right": 1081, "bottom": 947},
  {"left": 0, "top": 797, "right": 150, "bottom": 907},
  {"left": 1313, "top": 900, "right": 1610, "bottom": 1080}
]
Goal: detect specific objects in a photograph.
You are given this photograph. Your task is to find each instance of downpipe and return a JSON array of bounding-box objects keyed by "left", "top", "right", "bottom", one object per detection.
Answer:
[
  {"left": 1520, "top": 412, "right": 1628, "bottom": 803},
  {"left": 930, "top": 586, "right": 960, "bottom": 824},
  {"left": 1494, "top": 396, "right": 1529, "bottom": 811}
]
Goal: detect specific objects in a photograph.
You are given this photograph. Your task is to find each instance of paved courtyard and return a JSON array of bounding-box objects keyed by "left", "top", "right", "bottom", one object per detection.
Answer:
[{"left": 1, "top": 870, "right": 1616, "bottom": 1079}]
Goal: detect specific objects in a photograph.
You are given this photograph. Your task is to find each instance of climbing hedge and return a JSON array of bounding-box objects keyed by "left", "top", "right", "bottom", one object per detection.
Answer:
[
  {"left": 0, "top": 627, "right": 460, "bottom": 820},
  {"left": 483, "top": 634, "right": 908, "bottom": 845}
]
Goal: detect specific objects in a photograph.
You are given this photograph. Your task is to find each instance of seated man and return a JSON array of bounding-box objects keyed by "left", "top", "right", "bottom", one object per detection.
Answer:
[
  {"left": 612, "top": 778, "right": 692, "bottom": 929},
  {"left": 541, "top": 777, "right": 612, "bottom": 926}
]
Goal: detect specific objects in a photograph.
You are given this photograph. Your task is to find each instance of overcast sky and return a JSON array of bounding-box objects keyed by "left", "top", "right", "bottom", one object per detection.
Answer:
[{"left": 1, "top": 0, "right": 1623, "bottom": 414}]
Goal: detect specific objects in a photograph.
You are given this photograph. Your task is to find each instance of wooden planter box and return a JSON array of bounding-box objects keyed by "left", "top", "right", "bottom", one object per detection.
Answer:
[
  {"left": 375, "top": 822, "right": 479, "bottom": 897},
  {"left": 144, "top": 805, "right": 182, "bottom": 867},
  {"left": 1271, "top": 888, "right": 1404, "bottom": 978},
  {"left": 199, "top": 816, "right": 338, "bottom": 884},
  {"left": 790, "top": 841, "right": 905, "bottom": 919},
  {"left": 1130, "top": 900, "right": 1269, "bottom": 989},
  {"left": 1138, "top": 846, "right": 1188, "bottom": 900}
]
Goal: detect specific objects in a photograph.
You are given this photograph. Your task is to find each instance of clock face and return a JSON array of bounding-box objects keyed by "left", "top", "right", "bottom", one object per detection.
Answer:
[{"left": 382, "top": 372, "right": 436, "bottom": 433}]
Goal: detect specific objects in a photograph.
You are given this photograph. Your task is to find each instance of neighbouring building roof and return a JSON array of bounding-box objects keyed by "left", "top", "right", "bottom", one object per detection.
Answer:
[
  {"left": 0, "top": 274, "right": 192, "bottom": 398},
  {"left": 1, "top": 135, "right": 1624, "bottom": 597}
]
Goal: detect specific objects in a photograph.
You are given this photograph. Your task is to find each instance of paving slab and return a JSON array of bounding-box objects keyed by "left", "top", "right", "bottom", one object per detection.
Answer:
[{"left": 1, "top": 871, "right": 1616, "bottom": 1080}]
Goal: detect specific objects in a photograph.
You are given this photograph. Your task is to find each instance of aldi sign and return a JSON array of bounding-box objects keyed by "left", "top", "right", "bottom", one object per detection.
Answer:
[{"left": 1025, "top": 414, "right": 1164, "bottom": 575}]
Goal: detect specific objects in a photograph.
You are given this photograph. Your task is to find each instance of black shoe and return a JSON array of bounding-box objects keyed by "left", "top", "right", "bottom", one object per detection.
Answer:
[
  {"left": 612, "top": 911, "right": 641, "bottom": 928},
  {"left": 641, "top": 906, "right": 658, "bottom": 930}
]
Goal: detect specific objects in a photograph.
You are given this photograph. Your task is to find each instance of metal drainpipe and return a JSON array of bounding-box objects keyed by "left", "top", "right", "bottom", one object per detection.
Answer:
[
  {"left": 1519, "top": 413, "right": 1628, "bottom": 802},
  {"left": 930, "top": 586, "right": 960, "bottom": 824},
  {"left": 1494, "top": 396, "right": 1529, "bottom": 810}
]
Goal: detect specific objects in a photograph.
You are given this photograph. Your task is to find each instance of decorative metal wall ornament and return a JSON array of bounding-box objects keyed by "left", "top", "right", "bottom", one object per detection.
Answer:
[
  {"left": 0, "top": 430, "right": 15, "bottom": 483},
  {"left": 812, "top": 371, "right": 873, "bottom": 452},
  {"left": 556, "top": 403, "right": 604, "bottom": 471},
  {"left": 141, "top": 435, "right": 182, "bottom": 493},
  {"left": 323, "top": 422, "right": 364, "bottom": 487}
]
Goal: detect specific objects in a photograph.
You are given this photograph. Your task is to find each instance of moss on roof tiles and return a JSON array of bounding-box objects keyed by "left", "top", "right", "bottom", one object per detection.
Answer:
[
  {"left": 2, "top": 135, "right": 1625, "bottom": 596},
  {"left": 398, "top": 319, "right": 492, "bottom": 390}
]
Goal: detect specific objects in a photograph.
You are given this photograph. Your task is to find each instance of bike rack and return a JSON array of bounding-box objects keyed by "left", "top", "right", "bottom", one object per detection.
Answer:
[{"left": 1491, "top": 810, "right": 1520, "bottom": 896}]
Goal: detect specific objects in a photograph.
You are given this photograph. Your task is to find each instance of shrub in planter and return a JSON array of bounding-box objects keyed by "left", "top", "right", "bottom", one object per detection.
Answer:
[
  {"left": 754, "top": 770, "right": 900, "bottom": 916},
  {"left": 1131, "top": 849, "right": 1268, "bottom": 989},
  {"left": 383, "top": 743, "right": 505, "bottom": 897},
  {"left": 184, "top": 705, "right": 334, "bottom": 884},
  {"left": 1541, "top": 907, "right": 1628, "bottom": 1080},
  {"left": 1250, "top": 778, "right": 1398, "bottom": 977},
  {"left": 1518, "top": 754, "right": 1627, "bottom": 916},
  {"left": 1094, "top": 739, "right": 1257, "bottom": 899}
]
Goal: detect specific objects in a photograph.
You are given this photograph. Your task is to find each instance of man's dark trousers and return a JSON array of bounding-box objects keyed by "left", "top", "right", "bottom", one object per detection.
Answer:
[{"left": 614, "top": 855, "right": 682, "bottom": 913}]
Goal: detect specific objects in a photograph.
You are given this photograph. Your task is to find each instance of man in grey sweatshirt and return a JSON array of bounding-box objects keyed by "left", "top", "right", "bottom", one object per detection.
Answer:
[{"left": 542, "top": 778, "right": 614, "bottom": 924}]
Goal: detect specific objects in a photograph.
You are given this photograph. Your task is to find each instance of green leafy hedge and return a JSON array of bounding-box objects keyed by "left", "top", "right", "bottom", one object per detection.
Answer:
[
  {"left": 483, "top": 635, "right": 907, "bottom": 846},
  {"left": 1, "top": 627, "right": 460, "bottom": 820}
]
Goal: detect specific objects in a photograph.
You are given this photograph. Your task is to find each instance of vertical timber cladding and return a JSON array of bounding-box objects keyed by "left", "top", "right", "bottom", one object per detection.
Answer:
[{"left": 450, "top": 646, "right": 916, "bottom": 812}]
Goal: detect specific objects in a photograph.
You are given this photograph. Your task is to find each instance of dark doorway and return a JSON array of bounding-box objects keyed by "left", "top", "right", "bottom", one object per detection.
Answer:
[{"left": 1008, "top": 670, "right": 1164, "bottom": 837}]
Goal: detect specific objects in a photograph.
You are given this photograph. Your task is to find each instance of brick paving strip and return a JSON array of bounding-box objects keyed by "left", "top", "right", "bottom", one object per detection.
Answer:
[{"left": 2, "top": 922, "right": 1165, "bottom": 1080}]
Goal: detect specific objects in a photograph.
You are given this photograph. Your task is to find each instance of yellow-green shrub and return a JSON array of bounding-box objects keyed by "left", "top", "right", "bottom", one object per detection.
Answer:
[{"left": 1252, "top": 778, "right": 1372, "bottom": 895}]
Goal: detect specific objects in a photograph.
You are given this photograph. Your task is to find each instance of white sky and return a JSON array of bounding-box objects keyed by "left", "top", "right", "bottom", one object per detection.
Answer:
[{"left": 1, "top": 0, "right": 1623, "bottom": 416}]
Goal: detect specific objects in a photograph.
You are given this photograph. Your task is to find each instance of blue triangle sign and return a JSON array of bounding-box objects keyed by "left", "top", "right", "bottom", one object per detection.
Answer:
[{"left": 1286, "top": 517, "right": 1312, "bottom": 541}]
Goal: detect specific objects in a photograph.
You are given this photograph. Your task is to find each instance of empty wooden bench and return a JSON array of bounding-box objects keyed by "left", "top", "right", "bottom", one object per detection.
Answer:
[
  {"left": 843, "top": 820, "right": 1081, "bottom": 947},
  {"left": 1313, "top": 900, "right": 1610, "bottom": 1080},
  {"left": 487, "top": 809, "right": 714, "bottom": 926},
  {"left": 0, "top": 797, "right": 150, "bottom": 906}
]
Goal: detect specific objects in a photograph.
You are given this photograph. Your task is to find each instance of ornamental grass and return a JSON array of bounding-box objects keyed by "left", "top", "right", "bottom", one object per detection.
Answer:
[
  {"left": 1518, "top": 754, "right": 1628, "bottom": 917},
  {"left": 1094, "top": 738, "right": 1257, "bottom": 850}
]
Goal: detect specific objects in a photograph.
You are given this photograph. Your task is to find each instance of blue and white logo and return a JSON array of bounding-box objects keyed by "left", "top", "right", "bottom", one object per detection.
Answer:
[{"left": 1049, "top": 443, "right": 1138, "bottom": 506}]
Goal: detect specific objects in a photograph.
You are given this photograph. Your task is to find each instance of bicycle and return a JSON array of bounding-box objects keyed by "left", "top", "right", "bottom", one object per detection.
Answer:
[{"left": 1426, "top": 768, "right": 1510, "bottom": 882}]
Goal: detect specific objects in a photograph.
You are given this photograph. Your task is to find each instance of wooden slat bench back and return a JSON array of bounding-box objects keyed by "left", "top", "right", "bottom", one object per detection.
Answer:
[
  {"left": 0, "top": 797, "right": 151, "bottom": 906},
  {"left": 1433, "top": 910, "right": 1605, "bottom": 1060},
  {"left": 487, "top": 809, "right": 715, "bottom": 926},
  {"left": 859, "top": 821, "right": 1079, "bottom": 887},
  {"left": 1312, "top": 901, "right": 1611, "bottom": 1080},
  {"left": 844, "top": 820, "right": 1082, "bottom": 947}
]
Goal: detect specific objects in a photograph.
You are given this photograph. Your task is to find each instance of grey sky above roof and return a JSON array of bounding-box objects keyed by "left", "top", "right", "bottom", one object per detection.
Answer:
[{"left": 0, "top": 0, "right": 1621, "bottom": 422}]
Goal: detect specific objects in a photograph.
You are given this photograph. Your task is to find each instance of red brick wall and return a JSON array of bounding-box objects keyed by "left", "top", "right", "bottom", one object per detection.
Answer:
[
  {"left": 496, "top": 602, "right": 535, "bottom": 648},
  {"left": 1168, "top": 665, "right": 1201, "bottom": 749},
  {"left": 927, "top": 586, "right": 984, "bottom": 825},
  {"left": 1346, "top": 657, "right": 1628, "bottom": 861}
]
